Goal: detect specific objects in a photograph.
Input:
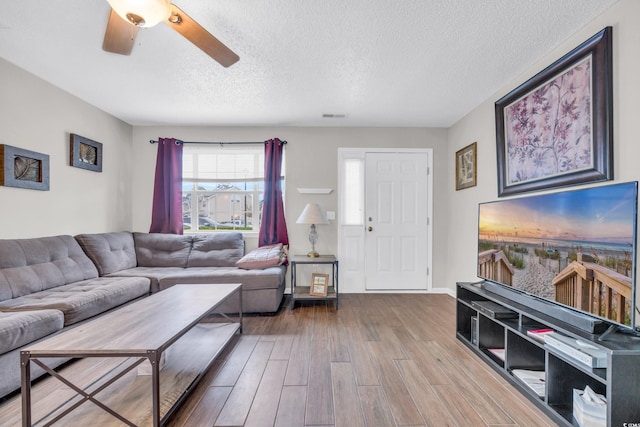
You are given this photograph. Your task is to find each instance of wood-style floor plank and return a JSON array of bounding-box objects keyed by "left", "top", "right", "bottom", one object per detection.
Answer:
[
  {"left": 214, "top": 340, "right": 274, "bottom": 426},
  {"left": 244, "top": 360, "right": 287, "bottom": 427},
  {"left": 210, "top": 334, "right": 259, "bottom": 387},
  {"left": 282, "top": 333, "right": 311, "bottom": 387},
  {"left": 394, "top": 359, "right": 458, "bottom": 427},
  {"left": 274, "top": 386, "right": 306, "bottom": 427},
  {"left": 331, "top": 362, "right": 365, "bottom": 427},
  {"left": 422, "top": 340, "right": 514, "bottom": 425},
  {"left": 328, "top": 323, "right": 351, "bottom": 363},
  {"left": 170, "top": 386, "right": 231, "bottom": 427},
  {"left": 366, "top": 341, "right": 425, "bottom": 426},
  {"left": 0, "top": 294, "right": 558, "bottom": 427},
  {"left": 346, "top": 325, "right": 380, "bottom": 387},
  {"left": 431, "top": 384, "right": 489, "bottom": 426},
  {"left": 358, "top": 385, "right": 398, "bottom": 427},
  {"left": 305, "top": 338, "right": 334, "bottom": 425}
]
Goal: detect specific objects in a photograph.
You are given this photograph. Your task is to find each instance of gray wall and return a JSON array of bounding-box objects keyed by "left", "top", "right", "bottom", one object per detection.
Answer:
[
  {"left": 0, "top": 58, "right": 133, "bottom": 238},
  {"left": 446, "top": 0, "right": 640, "bottom": 304},
  {"left": 132, "top": 126, "right": 448, "bottom": 291}
]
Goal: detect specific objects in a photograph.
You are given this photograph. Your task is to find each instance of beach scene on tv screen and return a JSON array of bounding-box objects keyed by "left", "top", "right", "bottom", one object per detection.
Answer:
[{"left": 478, "top": 183, "right": 636, "bottom": 326}]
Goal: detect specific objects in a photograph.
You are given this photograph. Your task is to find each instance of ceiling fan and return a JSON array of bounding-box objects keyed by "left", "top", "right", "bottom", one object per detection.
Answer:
[{"left": 102, "top": 0, "right": 239, "bottom": 67}]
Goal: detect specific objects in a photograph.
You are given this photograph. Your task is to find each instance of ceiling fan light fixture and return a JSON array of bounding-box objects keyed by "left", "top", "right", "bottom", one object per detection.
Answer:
[{"left": 106, "top": 0, "right": 171, "bottom": 27}]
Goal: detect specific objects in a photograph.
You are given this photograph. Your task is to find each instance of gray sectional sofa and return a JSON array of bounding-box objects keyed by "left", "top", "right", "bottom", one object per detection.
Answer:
[
  {"left": 0, "top": 235, "right": 150, "bottom": 399},
  {"left": 0, "top": 231, "right": 286, "bottom": 399}
]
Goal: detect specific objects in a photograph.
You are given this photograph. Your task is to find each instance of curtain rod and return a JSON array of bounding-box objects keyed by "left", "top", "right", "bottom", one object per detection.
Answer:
[{"left": 149, "top": 139, "right": 287, "bottom": 146}]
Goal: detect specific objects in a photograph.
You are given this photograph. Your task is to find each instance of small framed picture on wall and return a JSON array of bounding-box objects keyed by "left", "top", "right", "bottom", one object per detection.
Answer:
[{"left": 455, "top": 142, "right": 477, "bottom": 191}]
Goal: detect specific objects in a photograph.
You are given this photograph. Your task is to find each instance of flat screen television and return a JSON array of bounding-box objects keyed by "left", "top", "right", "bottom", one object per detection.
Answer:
[{"left": 477, "top": 181, "right": 638, "bottom": 333}]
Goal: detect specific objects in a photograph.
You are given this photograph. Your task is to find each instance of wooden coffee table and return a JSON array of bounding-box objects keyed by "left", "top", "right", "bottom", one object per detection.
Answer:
[{"left": 20, "top": 283, "right": 242, "bottom": 427}]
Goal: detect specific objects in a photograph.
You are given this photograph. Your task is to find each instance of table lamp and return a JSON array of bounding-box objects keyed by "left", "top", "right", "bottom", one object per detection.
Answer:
[{"left": 296, "top": 203, "right": 329, "bottom": 257}]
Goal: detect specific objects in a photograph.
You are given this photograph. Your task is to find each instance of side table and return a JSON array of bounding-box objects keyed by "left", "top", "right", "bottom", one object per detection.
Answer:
[{"left": 290, "top": 255, "right": 339, "bottom": 309}]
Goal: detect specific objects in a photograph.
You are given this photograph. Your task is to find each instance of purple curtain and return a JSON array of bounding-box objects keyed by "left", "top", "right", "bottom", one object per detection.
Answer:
[
  {"left": 149, "top": 138, "right": 184, "bottom": 234},
  {"left": 259, "top": 138, "right": 289, "bottom": 247}
]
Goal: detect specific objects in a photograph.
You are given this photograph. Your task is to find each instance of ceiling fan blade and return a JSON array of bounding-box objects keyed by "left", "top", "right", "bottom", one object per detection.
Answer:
[
  {"left": 102, "top": 8, "right": 139, "bottom": 55},
  {"left": 165, "top": 4, "right": 239, "bottom": 67}
]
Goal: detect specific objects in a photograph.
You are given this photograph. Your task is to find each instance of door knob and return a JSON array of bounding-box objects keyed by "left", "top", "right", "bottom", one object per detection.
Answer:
[{"left": 368, "top": 226, "right": 373, "bottom": 232}]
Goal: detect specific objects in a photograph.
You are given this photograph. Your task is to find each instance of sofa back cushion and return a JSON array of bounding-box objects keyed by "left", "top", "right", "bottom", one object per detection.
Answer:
[
  {"left": 0, "top": 235, "right": 99, "bottom": 301},
  {"left": 133, "top": 233, "right": 193, "bottom": 267},
  {"left": 75, "top": 232, "right": 137, "bottom": 276},
  {"left": 187, "top": 233, "right": 244, "bottom": 267}
]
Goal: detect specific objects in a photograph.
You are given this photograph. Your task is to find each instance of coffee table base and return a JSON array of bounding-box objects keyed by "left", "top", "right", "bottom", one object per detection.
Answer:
[
  {"left": 21, "top": 284, "right": 243, "bottom": 427},
  {"left": 21, "top": 322, "right": 239, "bottom": 427}
]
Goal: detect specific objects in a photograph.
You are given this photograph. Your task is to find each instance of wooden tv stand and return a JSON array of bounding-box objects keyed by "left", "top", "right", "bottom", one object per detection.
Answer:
[{"left": 456, "top": 281, "right": 640, "bottom": 426}]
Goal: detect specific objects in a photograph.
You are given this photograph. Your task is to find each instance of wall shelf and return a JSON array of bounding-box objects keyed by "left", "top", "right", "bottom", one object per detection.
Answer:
[{"left": 296, "top": 188, "right": 333, "bottom": 194}]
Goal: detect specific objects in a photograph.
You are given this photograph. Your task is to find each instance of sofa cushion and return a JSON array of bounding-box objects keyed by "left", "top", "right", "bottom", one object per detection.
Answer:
[
  {"left": 236, "top": 244, "right": 287, "bottom": 270},
  {"left": 0, "top": 310, "right": 64, "bottom": 353},
  {"left": 157, "top": 265, "right": 286, "bottom": 292},
  {"left": 0, "top": 235, "right": 99, "bottom": 301},
  {"left": 107, "top": 267, "right": 185, "bottom": 293},
  {"left": 75, "top": 232, "right": 137, "bottom": 276},
  {"left": 0, "top": 276, "right": 150, "bottom": 326},
  {"left": 133, "top": 233, "right": 193, "bottom": 268},
  {"left": 187, "top": 233, "right": 244, "bottom": 268}
]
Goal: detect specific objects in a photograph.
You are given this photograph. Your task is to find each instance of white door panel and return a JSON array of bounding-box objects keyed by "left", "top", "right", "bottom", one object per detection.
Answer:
[{"left": 365, "top": 152, "right": 428, "bottom": 290}]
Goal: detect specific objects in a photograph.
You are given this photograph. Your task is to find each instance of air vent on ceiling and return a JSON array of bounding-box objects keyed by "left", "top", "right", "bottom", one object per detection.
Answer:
[{"left": 322, "top": 113, "right": 347, "bottom": 119}]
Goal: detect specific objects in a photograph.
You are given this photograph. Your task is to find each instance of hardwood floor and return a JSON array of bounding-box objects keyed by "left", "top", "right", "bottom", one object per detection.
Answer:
[{"left": 0, "top": 294, "right": 556, "bottom": 426}]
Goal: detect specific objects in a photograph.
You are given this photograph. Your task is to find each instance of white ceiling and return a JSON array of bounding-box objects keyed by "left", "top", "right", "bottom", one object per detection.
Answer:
[{"left": 0, "top": 0, "right": 619, "bottom": 128}]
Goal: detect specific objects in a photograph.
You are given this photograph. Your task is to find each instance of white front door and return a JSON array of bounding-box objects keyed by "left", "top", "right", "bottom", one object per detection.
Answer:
[{"left": 364, "top": 152, "right": 429, "bottom": 290}]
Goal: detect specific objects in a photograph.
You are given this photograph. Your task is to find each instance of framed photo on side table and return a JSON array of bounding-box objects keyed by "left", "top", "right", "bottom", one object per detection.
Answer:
[
  {"left": 495, "top": 27, "right": 612, "bottom": 197},
  {"left": 310, "top": 273, "right": 329, "bottom": 297}
]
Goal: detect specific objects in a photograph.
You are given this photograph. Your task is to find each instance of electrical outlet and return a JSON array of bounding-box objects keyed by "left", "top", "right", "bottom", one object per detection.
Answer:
[{"left": 326, "top": 211, "right": 336, "bottom": 220}]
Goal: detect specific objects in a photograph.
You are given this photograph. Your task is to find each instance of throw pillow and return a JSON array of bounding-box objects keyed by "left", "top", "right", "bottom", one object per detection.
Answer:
[{"left": 236, "top": 243, "right": 287, "bottom": 269}]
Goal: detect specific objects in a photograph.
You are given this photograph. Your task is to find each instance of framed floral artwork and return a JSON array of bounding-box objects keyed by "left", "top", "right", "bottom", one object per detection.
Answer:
[
  {"left": 456, "top": 142, "right": 477, "bottom": 190},
  {"left": 495, "top": 27, "right": 612, "bottom": 197}
]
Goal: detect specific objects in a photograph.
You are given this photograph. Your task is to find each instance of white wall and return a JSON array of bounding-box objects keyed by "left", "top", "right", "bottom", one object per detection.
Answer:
[
  {"left": 446, "top": 0, "right": 640, "bottom": 296},
  {"left": 132, "top": 126, "right": 449, "bottom": 289},
  {"left": 0, "top": 59, "right": 134, "bottom": 238}
]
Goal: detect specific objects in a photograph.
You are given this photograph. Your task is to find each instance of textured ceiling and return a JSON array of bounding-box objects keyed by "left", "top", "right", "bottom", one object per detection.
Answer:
[{"left": 0, "top": 0, "right": 619, "bottom": 127}]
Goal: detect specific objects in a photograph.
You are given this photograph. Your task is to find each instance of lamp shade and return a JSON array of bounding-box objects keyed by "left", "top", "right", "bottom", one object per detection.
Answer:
[
  {"left": 106, "top": 0, "right": 172, "bottom": 27},
  {"left": 296, "top": 203, "right": 329, "bottom": 225}
]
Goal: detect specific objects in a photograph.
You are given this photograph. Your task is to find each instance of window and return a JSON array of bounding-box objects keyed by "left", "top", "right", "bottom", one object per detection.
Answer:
[
  {"left": 341, "top": 158, "right": 364, "bottom": 225},
  {"left": 182, "top": 144, "right": 284, "bottom": 232}
]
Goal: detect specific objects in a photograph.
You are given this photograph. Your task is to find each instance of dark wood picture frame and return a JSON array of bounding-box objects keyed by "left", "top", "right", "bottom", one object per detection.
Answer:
[
  {"left": 495, "top": 27, "right": 613, "bottom": 197},
  {"left": 0, "top": 144, "right": 50, "bottom": 191},
  {"left": 310, "top": 273, "right": 329, "bottom": 297},
  {"left": 70, "top": 133, "right": 103, "bottom": 172},
  {"left": 455, "top": 142, "right": 477, "bottom": 190}
]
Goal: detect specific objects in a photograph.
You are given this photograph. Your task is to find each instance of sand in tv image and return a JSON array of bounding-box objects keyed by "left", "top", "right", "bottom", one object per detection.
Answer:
[{"left": 478, "top": 182, "right": 637, "bottom": 327}]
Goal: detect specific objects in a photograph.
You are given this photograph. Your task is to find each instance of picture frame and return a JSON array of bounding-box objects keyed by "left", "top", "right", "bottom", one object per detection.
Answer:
[
  {"left": 70, "top": 133, "right": 103, "bottom": 172},
  {"left": 455, "top": 142, "right": 477, "bottom": 190},
  {"left": 310, "top": 273, "right": 329, "bottom": 297},
  {"left": 0, "top": 144, "right": 50, "bottom": 191},
  {"left": 495, "top": 27, "right": 612, "bottom": 197}
]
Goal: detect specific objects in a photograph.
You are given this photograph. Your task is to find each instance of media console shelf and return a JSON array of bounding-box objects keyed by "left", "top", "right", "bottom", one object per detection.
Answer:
[{"left": 456, "top": 281, "right": 640, "bottom": 427}]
